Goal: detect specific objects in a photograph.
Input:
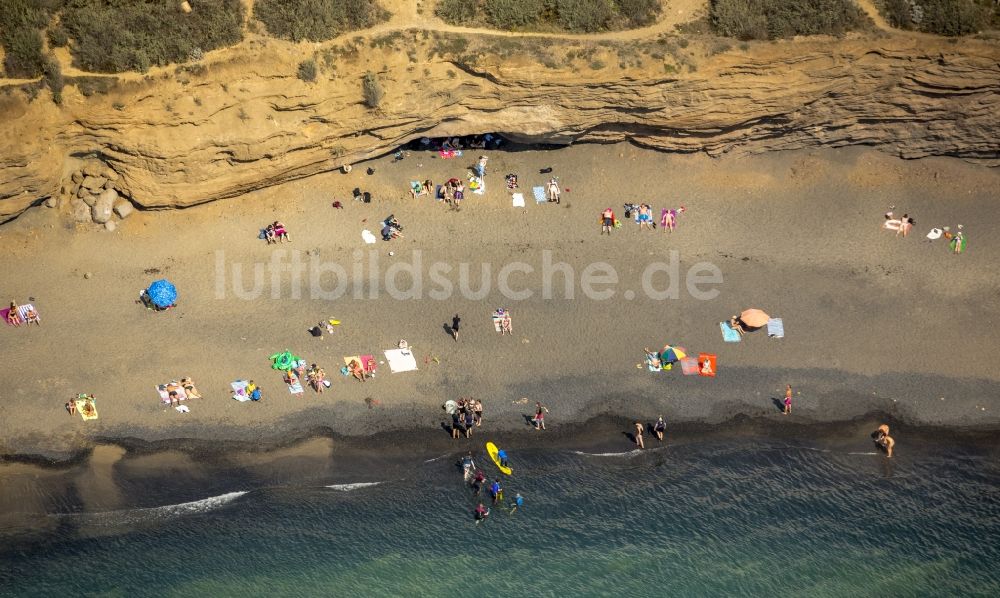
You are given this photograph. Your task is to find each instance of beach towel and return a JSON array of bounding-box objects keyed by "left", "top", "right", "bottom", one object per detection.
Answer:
[
  {"left": 493, "top": 316, "right": 503, "bottom": 332},
  {"left": 927, "top": 228, "right": 943, "bottom": 240},
  {"left": 361, "top": 229, "right": 377, "bottom": 244},
  {"left": 0, "top": 307, "right": 19, "bottom": 326},
  {"left": 512, "top": 193, "right": 525, "bottom": 208},
  {"left": 75, "top": 397, "right": 99, "bottom": 420},
  {"left": 883, "top": 219, "right": 902, "bottom": 231},
  {"left": 698, "top": 353, "right": 717, "bottom": 378},
  {"left": 679, "top": 357, "right": 699, "bottom": 375},
  {"left": 532, "top": 186, "right": 546, "bottom": 203},
  {"left": 767, "top": 318, "right": 785, "bottom": 338},
  {"left": 17, "top": 304, "right": 39, "bottom": 324},
  {"left": 157, "top": 384, "right": 188, "bottom": 404},
  {"left": 469, "top": 176, "right": 485, "bottom": 195},
  {"left": 720, "top": 321, "right": 741, "bottom": 343},
  {"left": 438, "top": 149, "right": 462, "bottom": 159},
  {"left": 231, "top": 380, "right": 250, "bottom": 402},
  {"left": 361, "top": 354, "right": 377, "bottom": 373},
  {"left": 287, "top": 379, "right": 304, "bottom": 395},
  {"left": 384, "top": 348, "right": 418, "bottom": 373}
]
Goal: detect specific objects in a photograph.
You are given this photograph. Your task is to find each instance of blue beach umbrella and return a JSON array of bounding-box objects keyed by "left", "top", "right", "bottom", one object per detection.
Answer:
[{"left": 147, "top": 279, "right": 177, "bottom": 308}]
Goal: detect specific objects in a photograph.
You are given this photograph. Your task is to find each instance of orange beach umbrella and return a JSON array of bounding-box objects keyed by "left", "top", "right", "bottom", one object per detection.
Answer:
[{"left": 739, "top": 309, "right": 770, "bottom": 328}]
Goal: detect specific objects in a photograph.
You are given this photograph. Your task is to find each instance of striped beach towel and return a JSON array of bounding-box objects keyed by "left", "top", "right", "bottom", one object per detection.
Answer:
[
  {"left": 17, "top": 304, "right": 39, "bottom": 324},
  {"left": 767, "top": 318, "right": 784, "bottom": 338},
  {"left": 532, "top": 186, "right": 546, "bottom": 203}
]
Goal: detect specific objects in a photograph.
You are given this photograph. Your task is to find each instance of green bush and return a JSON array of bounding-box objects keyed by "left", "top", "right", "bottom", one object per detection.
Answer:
[
  {"left": 43, "top": 54, "right": 64, "bottom": 104},
  {"left": 297, "top": 58, "right": 317, "bottom": 82},
  {"left": 435, "top": 0, "right": 479, "bottom": 24},
  {"left": 362, "top": 71, "right": 382, "bottom": 108},
  {"left": 61, "top": 0, "right": 245, "bottom": 73},
  {"left": 0, "top": 0, "right": 52, "bottom": 77},
  {"left": 437, "top": 0, "right": 660, "bottom": 32},
  {"left": 255, "top": 0, "right": 388, "bottom": 42},
  {"left": 878, "top": 0, "right": 994, "bottom": 35},
  {"left": 557, "top": 0, "right": 613, "bottom": 32},
  {"left": 710, "top": 0, "right": 868, "bottom": 40},
  {"left": 47, "top": 22, "right": 69, "bottom": 48},
  {"left": 616, "top": 0, "right": 662, "bottom": 27}
]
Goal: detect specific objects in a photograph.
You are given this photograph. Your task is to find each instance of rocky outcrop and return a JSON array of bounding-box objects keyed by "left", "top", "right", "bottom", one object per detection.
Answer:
[{"left": 0, "top": 31, "right": 997, "bottom": 221}]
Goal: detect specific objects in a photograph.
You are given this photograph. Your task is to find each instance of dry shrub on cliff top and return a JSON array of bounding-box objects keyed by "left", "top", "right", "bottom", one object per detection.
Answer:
[
  {"left": 878, "top": 0, "right": 997, "bottom": 36},
  {"left": 255, "top": 0, "right": 389, "bottom": 42},
  {"left": 436, "top": 0, "right": 661, "bottom": 32},
  {"left": 710, "top": 0, "right": 869, "bottom": 40},
  {"left": 61, "top": 0, "right": 244, "bottom": 73},
  {"left": 0, "top": 0, "right": 54, "bottom": 78}
]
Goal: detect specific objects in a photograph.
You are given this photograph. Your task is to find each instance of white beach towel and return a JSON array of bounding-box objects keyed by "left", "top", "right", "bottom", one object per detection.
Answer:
[
  {"left": 927, "top": 228, "right": 943, "bottom": 240},
  {"left": 512, "top": 193, "right": 525, "bottom": 208},
  {"left": 231, "top": 380, "right": 250, "bottom": 402},
  {"left": 767, "top": 318, "right": 785, "bottom": 338},
  {"left": 361, "top": 229, "right": 377, "bottom": 244},
  {"left": 384, "top": 348, "right": 418, "bottom": 373}
]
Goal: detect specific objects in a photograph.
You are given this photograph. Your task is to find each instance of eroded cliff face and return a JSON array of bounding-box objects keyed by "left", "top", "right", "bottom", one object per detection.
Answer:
[{"left": 1, "top": 30, "right": 997, "bottom": 221}]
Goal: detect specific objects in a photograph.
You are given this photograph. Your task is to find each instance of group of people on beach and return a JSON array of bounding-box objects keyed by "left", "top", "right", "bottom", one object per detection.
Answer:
[
  {"left": 261, "top": 221, "right": 290, "bottom": 244},
  {"left": 883, "top": 206, "right": 966, "bottom": 253},
  {"left": 447, "top": 398, "right": 484, "bottom": 439},
  {"left": 632, "top": 417, "right": 667, "bottom": 449}
]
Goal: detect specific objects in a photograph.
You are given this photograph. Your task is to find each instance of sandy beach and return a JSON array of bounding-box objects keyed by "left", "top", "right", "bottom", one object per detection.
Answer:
[{"left": 1, "top": 142, "right": 999, "bottom": 460}]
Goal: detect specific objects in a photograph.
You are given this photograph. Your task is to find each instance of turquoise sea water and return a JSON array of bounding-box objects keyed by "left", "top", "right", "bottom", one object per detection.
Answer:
[{"left": 2, "top": 437, "right": 998, "bottom": 596}]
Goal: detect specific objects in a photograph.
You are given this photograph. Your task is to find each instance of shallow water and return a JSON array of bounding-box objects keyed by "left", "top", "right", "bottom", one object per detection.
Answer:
[{"left": 1, "top": 437, "right": 998, "bottom": 596}]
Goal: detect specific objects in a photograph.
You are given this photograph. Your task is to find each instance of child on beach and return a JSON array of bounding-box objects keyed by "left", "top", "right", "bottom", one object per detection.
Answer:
[
  {"left": 634, "top": 422, "right": 645, "bottom": 449},
  {"left": 534, "top": 402, "right": 549, "bottom": 430},
  {"left": 784, "top": 385, "right": 793, "bottom": 415},
  {"left": 654, "top": 417, "right": 666, "bottom": 441}
]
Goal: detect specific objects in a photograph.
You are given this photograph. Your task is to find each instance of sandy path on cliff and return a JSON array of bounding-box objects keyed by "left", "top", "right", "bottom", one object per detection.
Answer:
[{"left": 1, "top": 143, "right": 998, "bottom": 456}]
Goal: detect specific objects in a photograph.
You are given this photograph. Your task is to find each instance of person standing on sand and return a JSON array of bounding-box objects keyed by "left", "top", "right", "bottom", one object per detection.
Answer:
[
  {"left": 474, "top": 399, "right": 484, "bottom": 427},
  {"left": 451, "top": 314, "right": 461, "bottom": 341},
  {"left": 784, "top": 385, "right": 793, "bottom": 415},
  {"left": 634, "top": 422, "right": 645, "bottom": 449},
  {"left": 534, "top": 401, "right": 549, "bottom": 430},
  {"left": 464, "top": 409, "right": 476, "bottom": 438},
  {"left": 654, "top": 417, "right": 666, "bottom": 441},
  {"left": 451, "top": 411, "right": 462, "bottom": 439}
]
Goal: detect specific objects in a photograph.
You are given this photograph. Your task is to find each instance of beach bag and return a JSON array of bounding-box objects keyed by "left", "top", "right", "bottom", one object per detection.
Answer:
[{"left": 258, "top": 229, "right": 267, "bottom": 240}]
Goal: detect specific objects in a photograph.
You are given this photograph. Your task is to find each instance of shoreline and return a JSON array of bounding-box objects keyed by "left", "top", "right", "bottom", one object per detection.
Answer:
[{"left": 4, "top": 409, "right": 999, "bottom": 467}]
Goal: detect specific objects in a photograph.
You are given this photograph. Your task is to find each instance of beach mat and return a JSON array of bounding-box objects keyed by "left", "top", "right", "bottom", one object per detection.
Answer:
[
  {"left": 532, "top": 186, "right": 546, "bottom": 203},
  {"left": 720, "top": 321, "right": 741, "bottom": 342},
  {"left": 75, "top": 397, "right": 98, "bottom": 420},
  {"left": 384, "top": 348, "right": 418, "bottom": 373},
  {"left": 156, "top": 384, "right": 188, "bottom": 404},
  {"left": 17, "top": 304, "right": 39, "bottom": 323},
  {"left": 361, "top": 229, "right": 377, "bottom": 244},
  {"left": 231, "top": 380, "right": 250, "bottom": 401},
  {"left": 767, "top": 318, "right": 784, "bottom": 338},
  {"left": 287, "top": 379, "right": 304, "bottom": 394},
  {"left": 0, "top": 307, "right": 16, "bottom": 326},
  {"left": 698, "top": 353, "right": 717, "bottom": 378},
  {"left": 493, "top": 316, "right": 502, "bottom": 332},
  {"left": 512, "top": 193, "right": 525, "bottom": 208},
  {"left": 679, "top": 357, "right": 699, "bottom": 375}
]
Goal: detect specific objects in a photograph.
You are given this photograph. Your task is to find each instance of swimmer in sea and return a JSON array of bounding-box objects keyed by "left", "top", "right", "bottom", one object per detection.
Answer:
[
  {"left": 471, "top": 470, "right": 485, "bottom": 496},
  {"left": 490, "top": 478, "right": 503, "bottom": 505},
  {"left": 509, "top": 493, "right": 524, "bottom": 514},
  {"left": 461, "top": 452, "right": 475, "bottom": 482}
]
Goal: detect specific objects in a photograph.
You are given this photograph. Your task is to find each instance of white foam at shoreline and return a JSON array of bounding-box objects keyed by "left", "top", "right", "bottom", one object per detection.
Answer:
[
  {"left": 57, "top": 491, "right": 248, "bottom": 526},
  {"left": 572, "top": 449, "right": 643, "bottom": 458},
  {"left": 326, "top": 482, "right": 383, "bottom": 491}
]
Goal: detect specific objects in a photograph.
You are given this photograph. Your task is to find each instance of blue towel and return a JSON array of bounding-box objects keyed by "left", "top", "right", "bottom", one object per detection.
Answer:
[
  {"left": 720, "top": 321, "right": 741, "bottom": 343},
  {"left": 532, "top": 186, "right": 546, "bottom": 203},
  {"left": 767, "top": 318, "right": 784, "bottom": 338}
]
